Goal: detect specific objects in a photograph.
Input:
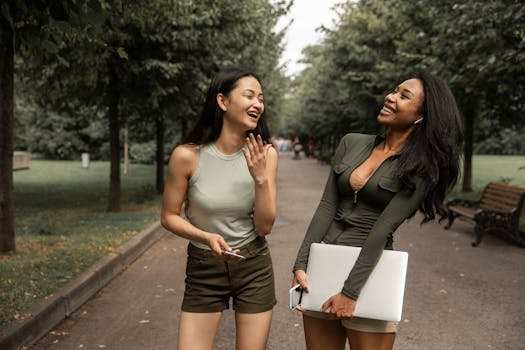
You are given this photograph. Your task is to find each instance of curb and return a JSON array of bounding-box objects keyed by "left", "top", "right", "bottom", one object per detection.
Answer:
[{"left": 0, "top": 221, "right": 168, "bottom": 350}]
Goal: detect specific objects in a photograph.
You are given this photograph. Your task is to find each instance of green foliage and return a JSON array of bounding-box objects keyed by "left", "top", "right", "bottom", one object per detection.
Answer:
[
  {"left": 474, "top": 127, "right": 525, "bottom": 155},
  {"left": 128, "top": 140, "right": 174, "bottom": 164},
  {"left": 14, "top": 0, "right": 290, "bottom": 159}
]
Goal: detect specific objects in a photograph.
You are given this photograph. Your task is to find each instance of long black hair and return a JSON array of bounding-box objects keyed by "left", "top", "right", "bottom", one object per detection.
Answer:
[
  {"left": 397, "top": 71, "right": 463, "bottom": 223},
  {"left": 184, "top": 67, "right": 271, "bottom": 145}
]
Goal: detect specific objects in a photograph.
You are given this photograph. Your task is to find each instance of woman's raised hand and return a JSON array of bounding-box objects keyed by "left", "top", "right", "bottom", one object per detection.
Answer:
[{"left": 243, "top": 134, "right": 273, "bottom": 184}]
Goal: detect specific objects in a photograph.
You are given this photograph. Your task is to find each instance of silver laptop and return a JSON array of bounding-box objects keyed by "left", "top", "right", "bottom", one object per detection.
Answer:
[{"left": 298, "top": 243, "right": 408, "bottom": 322}]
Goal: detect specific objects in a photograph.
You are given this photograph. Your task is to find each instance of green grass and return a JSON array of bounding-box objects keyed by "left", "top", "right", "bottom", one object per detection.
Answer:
[
  {"left": 449, "top": 155, "right": 525, "bottom": 198},
  {"left": 1, "top": 160, "right": 162, "bottom": 328}
]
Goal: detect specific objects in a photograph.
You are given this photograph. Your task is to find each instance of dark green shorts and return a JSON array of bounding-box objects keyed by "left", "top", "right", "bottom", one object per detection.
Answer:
[{"left": 181, "top": 236, "right": 276, "bottom": 313}]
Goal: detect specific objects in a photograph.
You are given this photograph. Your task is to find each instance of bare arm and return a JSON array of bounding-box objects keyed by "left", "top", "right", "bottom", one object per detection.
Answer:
[
  {"left": 243, "top": 134, "right": 278, "bottom": 236},
  {"left": 160, "top": 145, "right": 237, "bottom": 258}
]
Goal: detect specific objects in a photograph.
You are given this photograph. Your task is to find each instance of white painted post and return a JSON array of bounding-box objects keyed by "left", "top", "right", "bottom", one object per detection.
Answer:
[{"left": 81, "top": 153, "right": 90, "bottom": 168}]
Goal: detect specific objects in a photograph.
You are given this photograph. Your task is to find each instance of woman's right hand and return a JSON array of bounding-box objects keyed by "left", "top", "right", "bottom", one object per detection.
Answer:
[
  {"left": 206, "top": 233, "right": 241, "bottom": 261},
  {"left": 293, "top": 270, "right": 309, "bottom": 293}
]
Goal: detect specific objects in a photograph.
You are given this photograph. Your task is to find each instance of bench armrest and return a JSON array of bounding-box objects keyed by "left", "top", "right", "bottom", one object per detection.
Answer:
[
  {"left": 474, "top": 208, "right": 519, "bottom": 228},
  {"left": 446, "top": 198, "right": 479, "bottom": 208}
]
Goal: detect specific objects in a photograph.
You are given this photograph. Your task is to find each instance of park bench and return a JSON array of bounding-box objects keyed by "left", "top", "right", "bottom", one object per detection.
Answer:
[{"left": 444, "top": 182, "right": 525, "bottom": 247}]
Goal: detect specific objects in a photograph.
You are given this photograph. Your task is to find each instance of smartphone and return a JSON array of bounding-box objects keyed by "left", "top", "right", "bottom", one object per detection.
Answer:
[
  {"left": 289, "top": 284, "right": 303, "bottom": 310},
  {"left": 222, "top": 250, "right": 246, "bottom": 260}
]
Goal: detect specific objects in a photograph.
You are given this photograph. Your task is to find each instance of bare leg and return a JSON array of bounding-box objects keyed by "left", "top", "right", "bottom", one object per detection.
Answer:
[
  {"left": 346, "top": 328, "right": 395, "bottom": 350},
  {"left": 303, "top": 314, "right": 346, "bottom": 350},
  {"left": 178, "top": 311, "right": 222, "bottom": 350},
  {"left": 235, "top": 310, "right": 273, "bottom": 350}
]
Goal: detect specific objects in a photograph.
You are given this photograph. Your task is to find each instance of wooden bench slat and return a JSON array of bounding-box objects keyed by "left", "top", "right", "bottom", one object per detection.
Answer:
[
  {"left": 448, "top": 205, "right": 477, "bottom": 218},
  {"left": 479, "top": 199, "right": 516, "bottom": 212},
  {"left": 486, "top": 182, "right": 525, "bottom": 195},
  {"left": 484, "top": 189, "right": 522, "bottom": 202}
]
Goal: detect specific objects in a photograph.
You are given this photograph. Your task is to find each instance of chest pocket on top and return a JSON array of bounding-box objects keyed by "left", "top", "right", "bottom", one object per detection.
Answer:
[
  {"left": 378, "top": 175, "right": 403, "bottom": 193},
  {"left": 333, "top": 162, "right": 351, "bottom": 175}
]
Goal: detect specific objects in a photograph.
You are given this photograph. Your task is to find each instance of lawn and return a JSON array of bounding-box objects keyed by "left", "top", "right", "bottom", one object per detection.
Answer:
[
  {"left": 449, "top": 155, "right": 525, "bottom": 198},
  {"left": 0, "top": 160, "right": 163, "bottom": 328}
]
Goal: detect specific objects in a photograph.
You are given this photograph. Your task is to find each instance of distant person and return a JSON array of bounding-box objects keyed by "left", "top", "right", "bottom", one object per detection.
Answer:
[
  {"left": 293, "top": 136, "right": 303, "bottom": 160},
  {"left": 161, "top": 67, "right": 278, "bottom": 350},
  {"left": 291, "top": 72, "right": 463, "bottom": 350},
  {"left": 281, "top": 137, "right": 292, "bottom": 152},
  {"left": 307, "top": 138, "right": 314, "bottom": 158}
]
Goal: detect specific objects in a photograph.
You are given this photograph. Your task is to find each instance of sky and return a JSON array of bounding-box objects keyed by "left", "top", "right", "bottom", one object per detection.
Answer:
[{"left": 275, "top": 0, "right": 341, "bottom": 76}]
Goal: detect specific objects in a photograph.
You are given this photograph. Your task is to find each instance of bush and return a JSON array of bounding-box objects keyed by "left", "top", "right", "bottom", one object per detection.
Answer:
[
  {"left": 129, "top": 141, "right": 156, "bottom": 164},
  {"left": 474, "top": 127, "right": 525, "bottom": 155}
]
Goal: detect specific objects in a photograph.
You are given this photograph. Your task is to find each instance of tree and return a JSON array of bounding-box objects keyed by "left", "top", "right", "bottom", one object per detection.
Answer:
[
  {"left": 0, "top": 1, "right": 101, "bottom": 252},
  {"left": 0, "top": 12, "right": 15, "bottom": 252}
]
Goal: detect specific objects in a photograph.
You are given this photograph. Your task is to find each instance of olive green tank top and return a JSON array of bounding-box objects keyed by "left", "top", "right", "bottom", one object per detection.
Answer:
[{"left": 187, "top": 143, "right": 257, "bottom": 249}]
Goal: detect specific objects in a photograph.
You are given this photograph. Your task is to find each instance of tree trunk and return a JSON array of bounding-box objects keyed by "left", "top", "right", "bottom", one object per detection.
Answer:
[
  {"left": 107, "top": 62, "right": 120, "bottom": 212},
  {"left": 181, "top": 118, "right": 187, "bottom": 140},
  {"left": 462, "top": 104, "right": 474, "bottom": 192},
  {"left": 0, "top": 26, "right": 15, "bottom": 253},
  {"left": 123, "top": 127, "right": 128, "bottom": 175},
  {"left": 155, "top": 118, "right": 164, "bottom": 193}
]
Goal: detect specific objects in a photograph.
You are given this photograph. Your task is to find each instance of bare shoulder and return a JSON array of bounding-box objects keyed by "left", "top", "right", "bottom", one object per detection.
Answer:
[
  {"left": 266, "top": 145, "right": 278, "bottom": 173},
  {"left": 169, "top": 144, "right": 199, "bottom": 169},
  {"left": 267, "top": 145, "right": 278, "bottom": 160}
]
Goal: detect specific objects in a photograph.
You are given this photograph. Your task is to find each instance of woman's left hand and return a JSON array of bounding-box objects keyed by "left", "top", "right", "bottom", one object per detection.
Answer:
[
  {"left": 243, "top": 133, "right": 273, "bottom": 184},
  {"left": 321, "top": 292, "right": 356, "bottom": 318}
]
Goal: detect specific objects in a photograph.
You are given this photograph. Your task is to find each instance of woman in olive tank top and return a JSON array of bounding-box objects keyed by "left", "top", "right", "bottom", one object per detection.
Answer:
[{"left": 161, "top": 68, "right": 278, "bottom": 350}]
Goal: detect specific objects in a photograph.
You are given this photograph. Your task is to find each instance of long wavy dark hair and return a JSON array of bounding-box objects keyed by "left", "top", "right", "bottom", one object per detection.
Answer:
[
  {"left": 184, "top": 67, "right": 271, "bottom": 145},
  {"left": 397, "top": 71, "right": 463, "bottom": 223}
]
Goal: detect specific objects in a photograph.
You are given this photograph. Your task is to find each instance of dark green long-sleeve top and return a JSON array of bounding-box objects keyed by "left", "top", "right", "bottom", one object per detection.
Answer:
[{"left": 293, "top": 133, "right": 429, "bottom": 300}]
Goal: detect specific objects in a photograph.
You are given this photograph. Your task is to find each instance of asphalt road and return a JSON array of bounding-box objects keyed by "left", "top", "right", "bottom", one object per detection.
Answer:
[{"left": 31, "top": 152, "right": 525, "bottom": 350}]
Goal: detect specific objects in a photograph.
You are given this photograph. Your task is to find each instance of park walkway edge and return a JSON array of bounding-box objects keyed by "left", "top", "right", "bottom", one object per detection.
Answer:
[{"left": 0, "top": 221, "right": 168, "bottom": 350}]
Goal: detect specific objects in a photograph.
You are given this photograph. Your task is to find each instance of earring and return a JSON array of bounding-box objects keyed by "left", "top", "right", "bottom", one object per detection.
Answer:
[{"left": 414, "top": 117, "right": 424, "bottom": 125}]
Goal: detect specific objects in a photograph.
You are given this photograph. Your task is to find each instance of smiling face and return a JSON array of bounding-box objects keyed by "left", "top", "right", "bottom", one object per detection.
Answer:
[
  {"left": 377, "top": 78, "right": 425, "bottom": 129},
  {"left": 217, "top": 76, "right": 264, "bottom": 132}
]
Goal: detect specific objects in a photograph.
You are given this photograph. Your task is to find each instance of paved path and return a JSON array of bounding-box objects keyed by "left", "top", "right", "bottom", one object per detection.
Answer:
[{"left": 31, "top": 152, "right": 525, "bottom": 349}]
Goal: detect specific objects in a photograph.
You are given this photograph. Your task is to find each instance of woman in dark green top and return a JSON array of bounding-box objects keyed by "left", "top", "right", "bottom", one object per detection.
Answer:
[{"left": 292, "top": 72, "right": 463, "bottom": 350}]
